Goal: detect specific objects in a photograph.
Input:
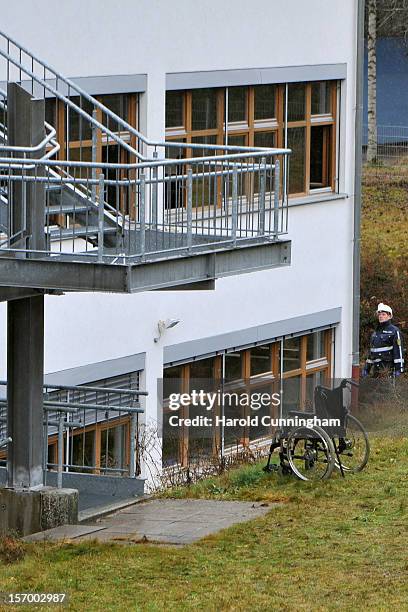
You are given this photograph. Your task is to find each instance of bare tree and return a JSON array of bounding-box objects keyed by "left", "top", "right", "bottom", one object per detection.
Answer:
[
  {"left": 377, "top": 0, "right": 408, "bottom": 39},
  {"left": 367, "top": 0, "right": 377, "bottom": 163}
]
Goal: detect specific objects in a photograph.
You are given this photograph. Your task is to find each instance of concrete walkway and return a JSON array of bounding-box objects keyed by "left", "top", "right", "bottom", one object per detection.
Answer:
[{"left": 24, "top": 499, "right": 276, "bottom": 545}]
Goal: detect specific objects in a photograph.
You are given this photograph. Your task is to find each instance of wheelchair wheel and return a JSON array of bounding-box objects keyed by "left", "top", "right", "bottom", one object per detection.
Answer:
[
  {"left": 286, "top": 425, "right": 335, "bottom": 481},
  {"left": 333, "top": 414, "right": 370, "bottom": 473}
]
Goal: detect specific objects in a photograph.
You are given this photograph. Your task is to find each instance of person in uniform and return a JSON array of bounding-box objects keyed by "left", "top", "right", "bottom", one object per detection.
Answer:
[{"left": 364, "top": 303, "right": 404, "bottom": 377}]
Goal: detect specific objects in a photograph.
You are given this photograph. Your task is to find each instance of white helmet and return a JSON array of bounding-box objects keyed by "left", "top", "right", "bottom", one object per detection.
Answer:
[{"left": 377, "top": 302, "right": 393, "bottom": 317}]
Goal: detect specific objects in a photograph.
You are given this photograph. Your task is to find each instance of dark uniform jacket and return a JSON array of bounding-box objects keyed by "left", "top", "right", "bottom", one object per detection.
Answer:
[{"left": 366, "top": 320, "right": 404, "bottom": 374}]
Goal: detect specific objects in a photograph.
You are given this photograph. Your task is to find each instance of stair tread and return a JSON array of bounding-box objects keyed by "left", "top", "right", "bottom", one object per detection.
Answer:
[
  {"left": 46, "top": 225, "right": 117, "bottom": 239},
  {"left": 46, "top": 204, "right": 90, "bottom": 215}
]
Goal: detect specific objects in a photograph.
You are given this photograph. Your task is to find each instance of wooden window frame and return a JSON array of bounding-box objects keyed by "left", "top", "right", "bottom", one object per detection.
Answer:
[
  {"left": 46, "top": 415, "right": 131, "bottom": 475},
  {"left": 165, "top": 81, "right": 338, "bottom": 205}
]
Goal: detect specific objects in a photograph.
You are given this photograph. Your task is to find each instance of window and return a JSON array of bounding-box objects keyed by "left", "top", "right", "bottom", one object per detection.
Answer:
[
  {"left": 192, "top": 88, "right": 218, "bottom": 130},
  {"left": 254, "top": 85, "right": 276, "bottom": 121},
  {"left": 166, "top": 91, "right": 184, "bottom": 128},
  {"left": 44, "top": 92, "right": 139, "bottom": 216},
  {"left": 161, "top": 329, "right": 333, "bottom": 466},
  {"left": 45, "top": 371, "right": 140, "bottom": 476},
  {"left": 228, "top": 87, "right": 247, "bottom": 123},
  {"left": 165, "top": 80, "right": 338, "bottom": 200}
]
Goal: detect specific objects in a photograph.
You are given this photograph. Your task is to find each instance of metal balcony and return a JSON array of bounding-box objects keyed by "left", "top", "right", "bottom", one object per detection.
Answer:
[{"left": 0, "top": 29, "right": 291, "bottom": 295}]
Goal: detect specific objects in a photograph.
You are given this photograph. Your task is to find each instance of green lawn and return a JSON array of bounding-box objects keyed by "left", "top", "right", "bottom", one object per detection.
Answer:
[{"left": 1, "top": 437, "right": 407, "bottom": 611}]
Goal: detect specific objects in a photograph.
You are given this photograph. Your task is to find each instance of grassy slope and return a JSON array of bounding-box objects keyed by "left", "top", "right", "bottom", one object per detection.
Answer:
[
  {"left": 360, "top": 167, "right": 408, "bottom": 353},
  {"left": 362, "top": 167, "right": 408, "bottom": 261},
  {"left": 1, "top": 437, "right": 408, "bottom": 611}
]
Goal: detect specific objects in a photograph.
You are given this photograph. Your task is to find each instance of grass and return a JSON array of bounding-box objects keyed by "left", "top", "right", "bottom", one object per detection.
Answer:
[
  {"left": 362, "top": 166, "right": 408, "bottom": 261},
  {"left": 1, "top": 437, "right": 408, "bottom": 611}
]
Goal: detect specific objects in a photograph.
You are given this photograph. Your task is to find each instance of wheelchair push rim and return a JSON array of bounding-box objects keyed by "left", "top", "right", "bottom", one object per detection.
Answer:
[{"left": 286, "top": 425, "right": 336, "bottom": 481}]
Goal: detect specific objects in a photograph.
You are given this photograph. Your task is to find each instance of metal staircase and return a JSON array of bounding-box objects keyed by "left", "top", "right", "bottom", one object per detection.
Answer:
[{"left": 0, "top": 29, "right": 291, "bottom": 293}]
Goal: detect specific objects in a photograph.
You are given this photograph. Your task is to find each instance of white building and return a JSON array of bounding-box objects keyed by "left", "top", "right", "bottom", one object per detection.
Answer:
[{"left": 0, "top": 0, "right": 360, "bottom": 485}]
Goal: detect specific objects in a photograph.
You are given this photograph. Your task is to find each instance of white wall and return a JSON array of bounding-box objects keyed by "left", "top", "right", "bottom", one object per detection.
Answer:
[{"left": 0, "top": 0, "right": 358, "bottom": 426}]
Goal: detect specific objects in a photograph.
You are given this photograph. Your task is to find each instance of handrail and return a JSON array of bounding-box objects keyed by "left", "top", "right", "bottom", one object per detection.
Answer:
[
  {"left": 0, "top": 29, "right": 290, "bottom": 163},
  {"left": 0, "top": 378, "right": 148, "bottom": 397},
  {"left": 0, "top": 120, "right": 56, "bottom": 153},
  {"left": 0, "top": 148, "right": 287, "bottom": 171}
]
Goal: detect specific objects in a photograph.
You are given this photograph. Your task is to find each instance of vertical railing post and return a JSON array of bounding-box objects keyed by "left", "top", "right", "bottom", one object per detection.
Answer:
[
  {"left": 57, "top": 412, "right": 63, "bottom": 489},
  {"left": 187, "top": 167, "right": 193, "bottom": 251},
  {"left": 273, "top": 159, "right": 280, "bottom": 237},
  {"left": 91, "top": 109, "right": 98, "bottom": 207},
  {"left": 258, "top": 156, "right": 266, "bottom": 236},
  {"left": 140, "top": 173, "right": 146, "bottom": 260},
  {"left": 129, "top": 412, "right": 137, "bottom": 478},
  {"left": 152, "top": 150, "right": 158, "bottom": 229},
  {"left": 232, "top": 164, "right": 238, "bottom": 246},
  {"left": 65, "top": 391, "right": 70, "bottom": 473},
  {"left": 43, "top": 412, "right": 48, "bottom": 485},
  {"left": 98, "top": 172, "right": 105, "bottom": 262}
]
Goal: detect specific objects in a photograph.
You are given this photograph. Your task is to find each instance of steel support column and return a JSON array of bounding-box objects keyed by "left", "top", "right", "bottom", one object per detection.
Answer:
[
  {"left": 7, "top": 295, "right": 44, "bottom": 488},
  {"left": 7, "top": 82, "right": 46, "bottom": 254},
  {"left": 5, "top": 83, "right": 46, "bottom": 489}
]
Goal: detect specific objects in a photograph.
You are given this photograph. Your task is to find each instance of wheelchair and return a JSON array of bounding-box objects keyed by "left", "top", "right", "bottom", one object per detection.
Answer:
[{"left": 264, "top": 379, "right": 370, "bottom": 482}]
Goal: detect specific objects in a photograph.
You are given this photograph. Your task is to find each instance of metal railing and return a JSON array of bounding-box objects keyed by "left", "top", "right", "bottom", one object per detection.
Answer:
[
  {"left": 363, "top": 124, "right": 408, "bottom": 166},
  {"left": 0, "top": 29, "right": 291, "bottom": 264},
  {"left": 0, "top": 381, "right": 147, "bottom": 487}
]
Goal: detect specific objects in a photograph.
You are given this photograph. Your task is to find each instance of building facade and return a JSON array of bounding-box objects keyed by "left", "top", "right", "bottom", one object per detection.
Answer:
[{"left": 0, "top": 0, "right": 359, "bottom": 482}]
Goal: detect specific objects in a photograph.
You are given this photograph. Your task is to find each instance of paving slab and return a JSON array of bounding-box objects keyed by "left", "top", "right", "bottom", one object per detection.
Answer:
[
  {"left": 23, "top": 524, "right": 106, "bottom": 542},
  {"left": 25, "top": 499, "right": 280, "bottom": 545}
]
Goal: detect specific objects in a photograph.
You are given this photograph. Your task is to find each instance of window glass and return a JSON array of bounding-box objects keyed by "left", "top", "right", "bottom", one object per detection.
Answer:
[
  {"left": 287, "top": 83, "right": 306, "bottom": 121},
  {"left": 45, "top": 98, "right": 56, "bottom": 127},
  {"left": 224, "top": 351, "right": 243, "bottom": 382},
  {"left": 191, "top": 134, "right": 217, "bottom": 157},
  {"left": 254, "top": 85, "right": 276, "bottom": 120},
  {"left": 287, "top": 127, "right": 305, "bottom": 193},
  {"left": 189, "top": 357, "right": 214, "bottom": 384},
  {"left": 282, "top": 376, "right": 301, "bottom": 414},
  {"left": 228, "top": 87, "right": 247, "bottom": 123},
  {"left": 253, "top": 132, "right": 276, "bottom": 193},
  {"left": 250, "top": 345, "right": 272, "bottom": 376},
  {"left": 227, "top": 134, "right": 246, "bottom": 147},
  {"left": 69, "top": 96, "right": 94, "bottom": 141},
  {"left": 311, "top": 81, "right": 332, "bottom": 115},
  {"left": 310, "top": 125, "right": 331, "bottom": 189},
  {"left": 100, "top": 424, "right": 127, "bottom": 474},
  {"left": 192, "top": 88, "right": 218, "bottom": 130},
  {"left": 249, "top": 385, "right": 273, "bottom": 441},
  {"left": 190, "top": 136, "right": 217, "bottom": 207},
  {"left": 307, "top": 331, "right": 326, "bottom": 361},
  {"left": 305, "top": 371, "right": 324, "bottom": 410},
  {"left": 99, "top": 94, "right": 128, "bottom": 128},
  {"left": 68, "top": 146, "right": 92, "bottom": 179},
  {"left": 283, "top": 337, "right": 301, "bottom": 372},
  {"left": 254, "top": 131, "right": 275, "bottom": 148},
  {"left": 226, "top": 134, "right": 247, "bottom": 196},
  {"left": 71, "top": 430, "right": 95, "bottom": 471},
  {"left": 163, "top": 365, "right": 183, "bottom": 399},
  {"left": 166, "top": 91, "right": 184, "bottom": 128},
  {"left": 162, "top": 412, "right": 179, "bottom": 467}
]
